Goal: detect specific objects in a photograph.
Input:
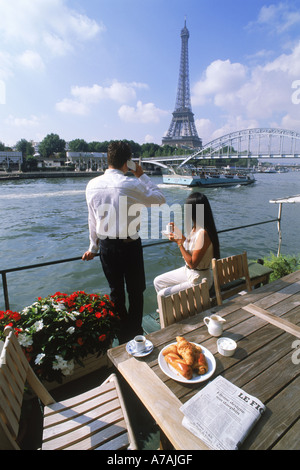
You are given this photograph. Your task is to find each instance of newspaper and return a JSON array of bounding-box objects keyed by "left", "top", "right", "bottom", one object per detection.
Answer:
[{"left": 180, "top": 376, "right": 265, "bottom": 450}]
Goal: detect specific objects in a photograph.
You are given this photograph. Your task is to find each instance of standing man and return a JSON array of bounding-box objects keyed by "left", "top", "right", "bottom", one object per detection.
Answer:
[{"left": 82, "top": 141, "right": 166, "bottom": 344}]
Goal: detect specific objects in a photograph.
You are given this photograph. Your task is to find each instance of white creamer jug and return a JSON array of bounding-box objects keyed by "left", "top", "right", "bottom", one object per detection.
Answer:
[{"left": 203, "top": 314, "right": 226, "bottom": 337}]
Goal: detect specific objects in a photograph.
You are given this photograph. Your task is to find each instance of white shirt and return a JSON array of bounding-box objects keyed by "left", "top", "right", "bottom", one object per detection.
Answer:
[{"left": 86, "top": 169, "right": 166, "bottom": 252}]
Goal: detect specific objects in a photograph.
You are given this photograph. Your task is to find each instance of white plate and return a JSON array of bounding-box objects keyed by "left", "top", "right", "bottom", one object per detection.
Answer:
[
  {"left": 126, "top": 339, "right": 154, "bottom": 357},
  {"left": 158, "top": 342, "right": 216, "bottom": 383}
]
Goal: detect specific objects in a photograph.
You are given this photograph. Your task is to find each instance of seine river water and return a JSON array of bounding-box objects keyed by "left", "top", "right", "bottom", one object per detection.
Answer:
[{"left": 0, "top": 171, "right": 299, "bottom": 315}]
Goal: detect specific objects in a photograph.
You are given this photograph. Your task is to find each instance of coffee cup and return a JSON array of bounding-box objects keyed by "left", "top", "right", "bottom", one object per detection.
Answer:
[
  {"left": 166, "top": 223, "right": 173, "bottom": 234},
  {"left": 133, "top": 335, "right": 146, "bottom": 352}
]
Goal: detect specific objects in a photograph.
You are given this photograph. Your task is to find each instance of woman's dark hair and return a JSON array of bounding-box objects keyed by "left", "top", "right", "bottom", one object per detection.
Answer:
[
  {"left": 107, "top": 141, "right": 132, "bottom": 168},
  {"left": 185, "top": 192, "right": 220, "bottom": 259}
]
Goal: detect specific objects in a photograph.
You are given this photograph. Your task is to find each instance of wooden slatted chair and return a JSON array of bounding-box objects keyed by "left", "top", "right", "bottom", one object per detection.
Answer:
[
  {"left": 0, "top": 327, "right": 137, "bottom": 450},
  {"left": 212, "top": 252, "right": 252, "bottom": 306},
  {"left": 157, "top": 279, "right": 211, "bottom": 328}
]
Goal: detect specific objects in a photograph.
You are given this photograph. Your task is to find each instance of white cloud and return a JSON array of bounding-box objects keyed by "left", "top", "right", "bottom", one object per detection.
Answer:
[
  {"left": 118, "top": 100, "right": 168, "bottom": 124},
  {"left": 43, "top": 33, "right": 73, "bottom": 57},
  {"left": 195, "top": 119, "right": 217, "bottom": 144},
  {"left": 55, "top": 99, "right": 89, "bottom": 116},
  {"left": 192, "top": 41, "right": 300, "bottom": 141},
  {"left": 5, "top": 114, "right": 40, "bottom": 127},
  {"left": 253, "top": 3, "right": 300, "bottom": 33},
  {"left": 56, "top": 81, "right": 149, "bottom": 115},
  {"left": 0, "top": 0, "right": 103, "bottom": 58},
  {"left": 71, "top": 82, "right": 146, "bottom": 104},
  {"left": 144, "top": 134, "right": 155, "bottom": 143},
  {"left": 17, "top": 50, "right": 45, "bottom": 71},
  {"left": 192, "top": 59, "right": 247, "bottom": 106}
]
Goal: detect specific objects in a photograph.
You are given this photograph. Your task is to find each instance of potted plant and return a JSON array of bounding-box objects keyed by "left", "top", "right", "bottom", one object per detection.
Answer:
[{"left": 0, "top": 291, "right": 120, "bottom": 386}]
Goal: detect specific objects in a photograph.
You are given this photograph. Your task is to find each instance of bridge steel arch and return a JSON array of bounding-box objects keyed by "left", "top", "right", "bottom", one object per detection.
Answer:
[{"left": 178, "top": 128, "right": 300, "bottom": 168}]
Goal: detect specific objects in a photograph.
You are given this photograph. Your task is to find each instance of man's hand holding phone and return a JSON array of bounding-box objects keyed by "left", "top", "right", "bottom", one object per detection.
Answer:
[{"left": 127, "top": 160, "right": 143, "bottom": 178}]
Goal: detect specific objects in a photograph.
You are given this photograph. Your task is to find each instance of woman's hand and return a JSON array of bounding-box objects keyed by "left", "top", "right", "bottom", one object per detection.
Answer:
[{"left": 168, "top": 223, "right": 185, "bottom": 245}]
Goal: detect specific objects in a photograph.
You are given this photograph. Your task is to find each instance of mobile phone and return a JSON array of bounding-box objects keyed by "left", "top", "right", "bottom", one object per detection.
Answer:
[{"left": 127, "top": 160, "right": 136, "bottom": 171}]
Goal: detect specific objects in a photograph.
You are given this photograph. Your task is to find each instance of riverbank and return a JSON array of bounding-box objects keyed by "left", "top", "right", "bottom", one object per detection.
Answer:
[
  {"left": 0, "top": 171, "right": 103, "bottom": 181},
  {"left": 0, "top": 169, "right": 160, "bottom": 181}
]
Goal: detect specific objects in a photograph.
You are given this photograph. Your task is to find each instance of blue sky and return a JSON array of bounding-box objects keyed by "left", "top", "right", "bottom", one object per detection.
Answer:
[{"left": 1, "top": 0, "right": 300, "bottom": 147}]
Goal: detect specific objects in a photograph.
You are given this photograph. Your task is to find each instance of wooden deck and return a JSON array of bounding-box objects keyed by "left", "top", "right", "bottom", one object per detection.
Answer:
[{"left": 109, "top": 270, "right": 300, "bottom": 450}]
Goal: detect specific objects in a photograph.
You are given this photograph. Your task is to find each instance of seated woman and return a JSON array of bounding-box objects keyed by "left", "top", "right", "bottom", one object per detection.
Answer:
[{"left": 154, "top": 192, "right": 220, "bottom": 295}]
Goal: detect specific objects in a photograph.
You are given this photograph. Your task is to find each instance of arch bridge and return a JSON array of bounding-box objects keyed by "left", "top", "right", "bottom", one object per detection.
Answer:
[{"left": 142, "top": 128, "right": 300, "bottom": 170}]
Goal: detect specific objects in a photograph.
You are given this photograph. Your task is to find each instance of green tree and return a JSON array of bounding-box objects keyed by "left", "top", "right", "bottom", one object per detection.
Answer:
[
  {"left": 16, "top": 139, "right": 34, "bottom": 157},
  {"left": 68, "top": 139, "right": 89, "bottom": 152},
  {"left": 0, "top": 142, "right": 12, "bottom": 151},
  {"left": 88, "top": 141, "right": 109, "bottom": 152},
  {"left": 39, "top": 133, "right": 66, "bottom": 158},
  {"left": 23, "top": 155, "right": 38, "bottom": 171}
]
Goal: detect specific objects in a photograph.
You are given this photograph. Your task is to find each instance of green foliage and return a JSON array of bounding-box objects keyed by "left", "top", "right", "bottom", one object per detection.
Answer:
[
  {"left": 68, "top": 138, "right": 89, "bottom": 152},
  {"left": 39, "top": 133, "right": 66, "bottom": 158},
  {"left": 262, "top": 253, "right": 300, "bottom": 281},
  {"left": 16, "top": 139, "right": 34, "bottom": 157}
]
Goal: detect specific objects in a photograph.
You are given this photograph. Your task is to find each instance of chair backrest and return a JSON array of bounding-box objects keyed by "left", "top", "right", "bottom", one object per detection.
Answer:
[
  {"left": 157, "top": 279, "right": 211, "bottom": 328},
  {"left": 0, "top": 327, "right": 54, "bottom": 450},
  {"left": 212, "top": 251, "right": 252, "bottom": 305}
]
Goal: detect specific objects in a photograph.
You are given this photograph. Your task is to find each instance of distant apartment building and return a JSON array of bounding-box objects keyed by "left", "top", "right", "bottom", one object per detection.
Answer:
[
  {"left": 66, "top": 151, "right": 107, "bottom": 171},
  {"left": 0, "top": 151, "right": 22, "bottom": 171}
]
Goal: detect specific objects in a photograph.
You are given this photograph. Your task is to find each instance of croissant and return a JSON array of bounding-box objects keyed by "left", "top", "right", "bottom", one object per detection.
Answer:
[
  {"left": 164, "top": 352, "right": 193, "bottom": 380},
  {"left": 176, "top": 336, "right": 195, "bottom": 366},
  {"left": 193, "top": 351, "right": 208, "bottom": 375},
  {"left": 162, "top": 344, "right": 178, "bottom": 356}
]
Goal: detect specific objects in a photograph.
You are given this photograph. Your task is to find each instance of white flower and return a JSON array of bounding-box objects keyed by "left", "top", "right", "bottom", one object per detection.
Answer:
[
  {"left": 55, "top": 301, "right": 66, "bottom": 311},
  {"left": 35, "top": 353, "right": 45, "bottom": 365},
  {"left": 33, "top": 320, "right": 44, "bottom": 332},
  {"left": 71, "top": 311, "right": 81, "bottom": 316},
  {"left": 18, "top": 333, "right": 33, "bottom": 348},
  {"left": 67, "top": 326, "right": 75, "bottom": 334},
  {"left": 66, "top": 312, "right": 76, "bottom": 321},
  {"left": 61, "top": 361, "right": 74, "bottom": 376},
  {"left": 52, "top": 355, "right": 74, "bottom": 376}
]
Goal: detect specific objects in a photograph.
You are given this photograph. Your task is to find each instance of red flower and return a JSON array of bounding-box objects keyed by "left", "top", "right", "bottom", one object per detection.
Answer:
[
  {"left": 99, "top": 334, "right": 106, "bottom": 342},
  {"left": 95, "top": 311, "right": 102, "bottom": 318},
  {"left": 77, "top": 337, "right": 84, "bottom": 346},
  {"left": 76, "top": 319, "right": 83, "bottom": 328}
]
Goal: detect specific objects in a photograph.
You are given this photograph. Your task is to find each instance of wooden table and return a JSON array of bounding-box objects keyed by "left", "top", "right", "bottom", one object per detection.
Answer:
[{"left": 108, "top": 270, "right": 300, "bottom": 450}]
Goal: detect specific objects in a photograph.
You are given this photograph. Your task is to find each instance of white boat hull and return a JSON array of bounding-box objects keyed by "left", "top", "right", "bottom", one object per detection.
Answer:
[{"left": 163, "top": 173, "right": 255, "bottom": 187}]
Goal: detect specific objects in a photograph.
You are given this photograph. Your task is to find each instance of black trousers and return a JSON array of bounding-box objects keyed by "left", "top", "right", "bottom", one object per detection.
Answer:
[{"left": 99, "top": 237, "right": 146, "bottom": 343}]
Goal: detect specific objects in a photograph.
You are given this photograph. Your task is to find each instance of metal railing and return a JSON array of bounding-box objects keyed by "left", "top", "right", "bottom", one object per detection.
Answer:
[{"left": 0, "top": 217, "right": 280, "bottom": 311}]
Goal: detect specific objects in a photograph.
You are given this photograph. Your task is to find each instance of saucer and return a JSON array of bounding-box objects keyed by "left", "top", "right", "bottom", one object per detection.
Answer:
[{"left": 126, "top": 339, "right": 154, "bottom": 357}]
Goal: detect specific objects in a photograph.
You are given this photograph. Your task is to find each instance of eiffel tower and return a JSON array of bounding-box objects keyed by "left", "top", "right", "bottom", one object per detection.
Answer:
[{"left": 162, "top": 20, "right": 202, "bottom": 149}]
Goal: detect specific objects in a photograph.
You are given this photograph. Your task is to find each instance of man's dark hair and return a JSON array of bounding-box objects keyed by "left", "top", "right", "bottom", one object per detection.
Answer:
[{"left": 107, "top": 141, "right": 132, "bottom": 169}]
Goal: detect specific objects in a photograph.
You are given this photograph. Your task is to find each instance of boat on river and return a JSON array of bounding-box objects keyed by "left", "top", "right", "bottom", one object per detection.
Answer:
[{"left": 163, "top": 168, "right": 255, "bottom": 188}]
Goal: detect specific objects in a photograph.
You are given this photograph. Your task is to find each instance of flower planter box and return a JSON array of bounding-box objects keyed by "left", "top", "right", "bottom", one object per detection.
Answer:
[
  {"left": 1, "top": 290, "right": 119, "bottom": 392},
  {"left": 43, "top": 351, "right": 111, "bottom": 391}
]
